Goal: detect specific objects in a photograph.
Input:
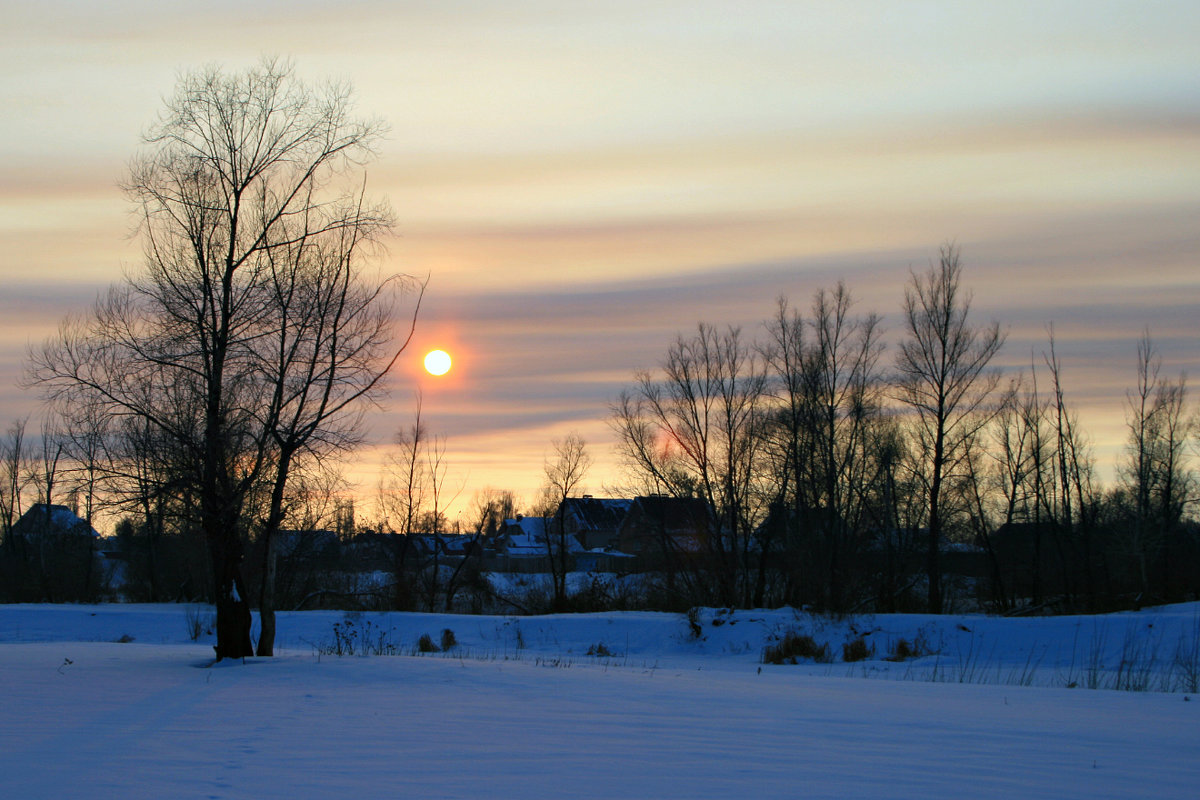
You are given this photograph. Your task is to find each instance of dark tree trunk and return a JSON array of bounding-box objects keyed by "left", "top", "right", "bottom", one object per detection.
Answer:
[
  {"left": 256, "top": 530, "right": 278, "bottom": 657},
  {"left": 928, "top": 428, "right": 945, "bottom": 614},
  {"left": 256, "top": 450, "right": 292, "bottom": 657},
  {"left": 211, "top": 528, "right": 254, "bottom": 660}
]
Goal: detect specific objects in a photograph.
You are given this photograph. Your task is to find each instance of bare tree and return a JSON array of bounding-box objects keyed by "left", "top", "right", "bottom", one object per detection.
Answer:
[
  {"left": 253, "top": 181, "right": 418, "bottom": 655},
  {"left": 31, "top": 60, "right": 413, "bottom": 659},
  {"left": 419, "top": 431, "right": 458, "bottom": 611},
  {"left": 378, "top": 397, "right": 463, "bottom": 611},
  {"left": 0, "top": 419, "right": 31, "bottom": 600},
  {"left": 761, "top": 284, "right": 885, "bottom": 610},
  {"left": 1122, "top": 331, "right": 1195, "bottom": 603},
  {"left": 469, "top": 487, "right": 517, "bottom": 539},
  {"left": 114, "top": 414, "right": 191, "bottom": 602},
  {"left": 0, "top": 419, "right": 29, "bottom": 557},
  {"left": 542, "top": 432, "right": 592, "bottom": 610},
  {"left": 383, "top": 394, "right": 430, "bottom": 539},
  {"left": 281, "top": 461, "right": 352, "bottom": 534},
  {"left": 439, "top": 488, "right": 513, "bottom": 613},
  {"left": 377, "top": 396, "right": 428, "bottom": 607},
  {"left": 613, "top": 323, "right": 769, "bottom": 607},
  {"left": 895, "top": 245, "right": 1005, "bottom": 613},
  {"left": 1044, "top": 329, "right": 1101, "bottom": 609}
]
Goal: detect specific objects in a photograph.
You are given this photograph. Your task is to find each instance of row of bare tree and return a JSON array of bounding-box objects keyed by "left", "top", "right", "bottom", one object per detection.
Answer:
[
  {"left": 2, "top": 58, "right": 1195, "bottom": 641},
  {"left": 612, "top": 247, "right": 1197, "bottom": 614},
  {"left": 3, "top": 243, "right": 1194, "bottom": 619}
]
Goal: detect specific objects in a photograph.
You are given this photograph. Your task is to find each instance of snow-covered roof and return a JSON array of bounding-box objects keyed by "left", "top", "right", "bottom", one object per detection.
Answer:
[
  {"left": 12, "top": 504, "right": 100, "bottom": 538},
  {"left": 561, "top": 497, "right": 633, "bottom": 531},
  {"left": 499, "top": 517, "right": 584, "bottom": 555}
]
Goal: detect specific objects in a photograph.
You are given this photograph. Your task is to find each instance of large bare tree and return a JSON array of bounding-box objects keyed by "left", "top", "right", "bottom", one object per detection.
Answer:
[
  {"left": 32, "top": 60, "right": 416, "bottom": 658},
  {"left": 253, "top": 180, "right": 418, "bottom": 655},
  {"left": 895, "top": 245, "right": 1004, "bottom": 613}
]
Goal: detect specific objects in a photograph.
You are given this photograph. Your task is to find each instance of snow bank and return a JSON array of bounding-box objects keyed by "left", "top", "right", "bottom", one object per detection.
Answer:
[{"left": 1, "top": 603, "right": 1197, "bottom": 798}]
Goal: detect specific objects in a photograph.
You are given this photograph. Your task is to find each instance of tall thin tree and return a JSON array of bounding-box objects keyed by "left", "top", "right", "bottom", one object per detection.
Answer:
[{"left": 895, "top": 245, "right": 1005, "bottom": 613}]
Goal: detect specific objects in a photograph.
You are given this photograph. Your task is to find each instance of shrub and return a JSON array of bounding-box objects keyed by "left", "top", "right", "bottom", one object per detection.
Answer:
[
  {"left": 762, "top": 631, "right": 831, "bottom": 665},
  {"left": 686, "top": 607, "right": 703, "bottom": 640},
  {"left": 323, "top": 620, "right": 359, "bottom": 656},
  {"left": 586, "top": 642, "right": 614, "bottom": 657},
  {"left": 318, "top": 617, "right": 399, "bottom": 656},
  {"left": 843, "top": 637, "right": 874, "bottom": 662},
  {"left": 184, "top": 605, "right": 214, "bottom": 641},
  {"left": 417, "top": 633, "right": 440, "bottom": 653},
  {"left": 886, "top": 637, "right": 926, "bottom": 662},
  {"left": 1171, "top": 614, "right": 1200, "bottom": 694}
]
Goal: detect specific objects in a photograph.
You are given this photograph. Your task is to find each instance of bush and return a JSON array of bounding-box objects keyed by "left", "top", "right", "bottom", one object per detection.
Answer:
[
  {"left": 184, "top": 605, "right": 214, "bottom": 641},
  {"left": 886, "top": 637, "right": 926, "bottom": 662},
  {"left": 586, "top": 642, "right": 614, "bottom": 657},
  {"left": 762, "top": 631, "right": 832, "bottom": 665},
  {"left": 417, "top": 633, "right": 440, "bottom": 653},
  {"left": 843, "top": 637, "right": 874, "bottom": 662},
  {"left": 318, "top": 617, "right": 399, "bottom": 656},
  {"left": 685, "top": 607, "right": 703, "bottom": 640}
]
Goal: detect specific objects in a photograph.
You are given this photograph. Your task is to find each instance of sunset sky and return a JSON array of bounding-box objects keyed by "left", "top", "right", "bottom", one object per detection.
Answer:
[{"left": 2, "top": 1, "right": 1198, "bottom": 526}]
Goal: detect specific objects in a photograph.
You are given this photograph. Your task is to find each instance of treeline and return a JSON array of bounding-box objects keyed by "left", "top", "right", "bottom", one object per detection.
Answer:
[
  {"left": 2, "top": 246, "right": 1195, "bottom": 617},
  {"left": 4, "top": 247, "right": 1195, "bottom": 618},
  {"left": 610, "top": 246, "right": 1198, "bottom": 614},
  {"left": 0, "top": 404, "right": 507, "bottom": 614}
]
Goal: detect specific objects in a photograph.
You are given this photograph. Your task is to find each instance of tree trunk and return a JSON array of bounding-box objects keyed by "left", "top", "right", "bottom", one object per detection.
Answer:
[
  {"left": 256, "top": 530, "right": 278, "bottom": 657},
  {"left": 211, "top": 531, "right": 254, "bottom": 660},
  {"left": 928, "top": 429, "right": 945, "bottom": 614},
  {"left": 257, "top": 449, "right": 294, "bottom": 657}
]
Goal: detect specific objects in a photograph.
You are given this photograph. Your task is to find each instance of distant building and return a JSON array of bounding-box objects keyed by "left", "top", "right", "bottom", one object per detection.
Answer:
[
  {"left": 274, "top": 529, "right": 340, "bottom": 558},
  {"left": 481, "top": 495, "right": 715, "bottom": 573},
  {"left": 486, "top": 516, "right": 560, "bottom": 572},
  {"left": 616, "top": 496, "right": 711, "bottom": 560},
  {"left": 6, "top": 504, "right": 101, "bottom": 602},
  {"left": 557, "top": 496, "right": 633, "bottom": 550},
  {"left": 11, "top": 504, "right": 100, "bottom": 539}
]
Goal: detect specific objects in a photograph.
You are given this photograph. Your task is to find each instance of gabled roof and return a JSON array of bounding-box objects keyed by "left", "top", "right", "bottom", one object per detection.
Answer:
[
  {"left": 560, "top": 497, "right": 633, "bottom": 531},
  {"left": 498, "top": 516, "right": 584, "bottom": 555},
  {"left": 625, "top": 495, "right": 711, "bottom": 529},
  {"left": 274, "top": 529, "right": 339, "bottom": 557},
  {"left": 11, "top": 504, "right": 99, "bottom": 538}
]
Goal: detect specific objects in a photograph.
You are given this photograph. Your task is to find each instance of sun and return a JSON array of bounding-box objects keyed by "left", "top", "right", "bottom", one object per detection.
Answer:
[{"left": 423, "top": 349, "right": 452, "bottom": 376}]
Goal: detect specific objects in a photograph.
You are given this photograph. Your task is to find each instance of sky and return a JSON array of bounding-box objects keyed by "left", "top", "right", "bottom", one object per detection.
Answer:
[{"left": 2, "top": 1, "right": 1198, "bottom": 526}]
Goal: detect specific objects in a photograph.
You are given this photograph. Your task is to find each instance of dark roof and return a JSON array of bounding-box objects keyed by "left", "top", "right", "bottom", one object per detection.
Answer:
[
  {"left": 274, "top": 529, "right": 339, "bottom": 557},
  {"left": 560, "top": 497, "right": 633, "bottom": 531},
  {"left": 11, "top": 504, "right": 100, "bottom": 538},
  {"left": 626, "top": 495, "right": 711, "bottom": 528}
]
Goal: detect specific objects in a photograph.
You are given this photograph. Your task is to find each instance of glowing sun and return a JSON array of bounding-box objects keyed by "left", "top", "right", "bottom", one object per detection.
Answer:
[{"left": 423, "top": 349, "right": 452, "bottom": 376}]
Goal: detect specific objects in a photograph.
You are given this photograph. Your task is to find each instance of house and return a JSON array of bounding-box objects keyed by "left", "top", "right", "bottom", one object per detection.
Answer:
[
  {"left": 6, "top": 504, "right": 102, "bottom": 602},
  {"left": 484, "top": 516, "right": 581, "bottom": 573},
  {"left": 274, "top": 529, "right": 340, "bottom": 559},
  {"left": 11, "top": 504, "right": 100, "bottom": 540},
  {"left": 478, "top": 495, "right": 716, "bottom": 573},
  {"left": 616, "top": 496, "right": 711, "bottom": 560},
  {"left": 556, "top": 496, "right": 633, "bottom": 550}
]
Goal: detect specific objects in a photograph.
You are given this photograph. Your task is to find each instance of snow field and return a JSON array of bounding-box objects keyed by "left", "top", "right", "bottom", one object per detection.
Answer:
[{"left": 1, "top": 603, "right": 1197, "bottom": 799}]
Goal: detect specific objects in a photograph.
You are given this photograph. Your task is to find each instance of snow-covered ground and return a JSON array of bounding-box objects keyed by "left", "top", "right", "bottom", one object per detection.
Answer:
[{"left": 1, "top": 603, "right": 1197, "bottom": 799}]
